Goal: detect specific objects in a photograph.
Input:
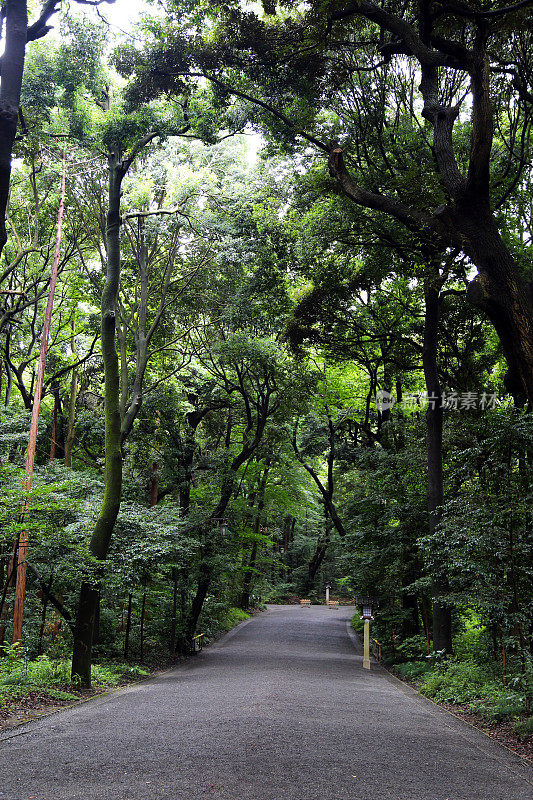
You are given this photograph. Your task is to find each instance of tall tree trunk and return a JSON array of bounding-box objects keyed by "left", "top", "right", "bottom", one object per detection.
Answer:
[
  {"left": 185, "top": 469, "right": 246, "bottom": 643},
  {"left": 124, "top": 593, "right": 132, "bottom": 660},
  {"left": 4, "top": 359, "right": 12, "bottom": 408},
  {"left": 240, "top": 460, "right": 270, "bottom": 609},
  {"left": 12, "top": 154, "right": 66, "bottom": 644},
  {"left": 71, "top": 154, "right": 125, "bottom": 687},
  {"left": 64, "top": 366, "right": 77, "bottom": 467},
  {"left": 169, "top": 567, "right": 178, "bottom": 653},
  {"left": 0, "top": 540, "right": 17, "bottom": 650},
  {"left": 37, "top": 572, "right": 53, "bottom": 656},
  {"left": 185, "top": 387, "right": 271, "bottom": 643},
  {"left": 240, "top": 541, "right": 258, "bottom": 610},
  {"left": 140, "top": 591, "right": 146, "bottom": 661},
  {"left": 304, "top": 520, "right": 332, "bottom": 594},
  {"left": 423, "top": 275, "right": 453, "bottom": 654},
  {"left": 50, "top": 392, "right": 57, "bottom": 461},
  {"left": 186, "top": 562, "right": 211, "bottom": 645},
  {"left": 401, "top": 593, "right": 420, "bottom": 639},
  {"left": 462, "top": 210, "right": 533, "bottom": 405},
  {"left": 49, "top": 386, "right": 64, "bottom": 460},
  {"left": 0, "top": 1, "right": 28, "bottom": 257},
  {"left": 150, "top": 461, "right": 159, "bottom": 507}
]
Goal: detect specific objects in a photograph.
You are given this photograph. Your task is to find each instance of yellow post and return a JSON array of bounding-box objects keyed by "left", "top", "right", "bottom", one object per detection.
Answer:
[{"left": 363, "top": 619, "right": 371, "bottom": 669}]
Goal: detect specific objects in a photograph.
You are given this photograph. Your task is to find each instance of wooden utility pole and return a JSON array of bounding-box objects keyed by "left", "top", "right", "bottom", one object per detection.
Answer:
[{"left": 12, "top": 153, "right": 66, "bottom": 643}]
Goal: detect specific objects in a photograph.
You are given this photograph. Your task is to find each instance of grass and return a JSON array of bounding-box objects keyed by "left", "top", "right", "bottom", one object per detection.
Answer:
[
  {"left": 0, "top": 644, "right": 150, "bottom": 712},
  {"left": 390, "top": 655, "right": 531, "bottom": 741},
  {"left": 220, "top": 607, "right": 250, "bottom": 631},
  {"left": 350, "top": 613, "right": 532, "bottom": 744}
]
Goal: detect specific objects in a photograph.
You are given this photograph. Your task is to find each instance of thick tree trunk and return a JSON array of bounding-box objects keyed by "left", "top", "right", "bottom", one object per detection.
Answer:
[
  {"left": 462, "top": 209, "right": 533, "bottom": 404},
  {"left": 71, "top": 581, "right": 99, "bottom": 682},
  {"left": 423, "top": 277, "right": 453, "bottom": 654},
  {"left": 0, "top": 1, "right": 28, "bottom": 257},
  {"left": 71, "top": 155, "right": 125, "bottom": 687},
  {"left": 186, "top": 563, "right": 211, "bottom": 645}
]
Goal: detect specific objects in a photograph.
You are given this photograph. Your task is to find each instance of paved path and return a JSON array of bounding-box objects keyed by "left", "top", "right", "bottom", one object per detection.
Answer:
[{"left": 0, "top": 605, "right": 531, "bottom": 800}]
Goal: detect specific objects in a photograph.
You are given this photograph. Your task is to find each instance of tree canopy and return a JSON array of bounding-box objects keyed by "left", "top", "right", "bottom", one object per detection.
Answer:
[{"left": 0, "top": 0, "right": 531, "bottom": 738}]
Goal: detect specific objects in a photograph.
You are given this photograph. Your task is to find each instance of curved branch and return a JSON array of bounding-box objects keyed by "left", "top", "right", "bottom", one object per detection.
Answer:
[{"left": 327, "top": 146, "right": 445, "bottom": 238}]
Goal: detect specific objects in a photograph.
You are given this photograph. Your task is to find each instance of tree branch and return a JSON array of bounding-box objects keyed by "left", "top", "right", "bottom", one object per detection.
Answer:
[
  {"left": 328, "top": 1, "right": 468, "bottom": 69},
  {"left": 327, "top": 146, "right": 445, "bottom": 238}
]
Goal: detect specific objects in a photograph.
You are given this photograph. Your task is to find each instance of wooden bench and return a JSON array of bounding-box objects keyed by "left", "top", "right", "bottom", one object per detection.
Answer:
[
  {"left": 300, "top": 599, "right": 311, "bottom": 607},
  {"left": 192, "top": 633, "right": 204, "bottom": 652},
  {"left": 327, "top": 600, "right": 339, "bottom": 609}
]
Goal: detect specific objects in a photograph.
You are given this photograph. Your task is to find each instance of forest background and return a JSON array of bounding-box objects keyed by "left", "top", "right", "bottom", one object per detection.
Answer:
[{"left": 0, "top": 0, "right": 531, "bottom": 749}]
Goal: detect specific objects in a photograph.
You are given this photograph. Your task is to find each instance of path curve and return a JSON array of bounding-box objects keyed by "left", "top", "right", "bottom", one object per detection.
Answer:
[{"left": 0, "top": 605, "right": 531, "bottom": 800}]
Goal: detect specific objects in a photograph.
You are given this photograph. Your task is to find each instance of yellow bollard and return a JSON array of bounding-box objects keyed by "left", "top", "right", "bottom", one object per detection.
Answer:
[{"left": 363, "top": 619, "right": 371, "bottom": 669}]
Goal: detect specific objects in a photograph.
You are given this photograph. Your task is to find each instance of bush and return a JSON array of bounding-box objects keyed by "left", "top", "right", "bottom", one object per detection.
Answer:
[
  {"left": 220, "top": 607, "right": 250, "bottom": 631},
  {"left": 419, "top": 660, "right": 491, "bottom": 703},
  {"left": 394, "top": 661, "right": 431, "bottom": 680},
  {"left": 262, "top": 583, "right": 296, "bottom": 603},
  {"left": 0, "top": 644, "right": 149, "bottom": 704},
  {"left": 477, "top": 688, "right": 529, "bottom": 722},
  {"left": 395, "top": 635, "right": 428, "bottom": 661},
  {"left": 350, "top": 613, "right": 363, "bottom": 632},
  {"left": 514, "top": 716, "right": 533, "bottom": 742}
]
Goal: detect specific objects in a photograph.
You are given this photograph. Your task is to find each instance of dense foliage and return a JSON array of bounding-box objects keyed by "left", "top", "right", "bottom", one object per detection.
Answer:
[{"left": 0, "top": 0, "right": 531, "bottom": 737}]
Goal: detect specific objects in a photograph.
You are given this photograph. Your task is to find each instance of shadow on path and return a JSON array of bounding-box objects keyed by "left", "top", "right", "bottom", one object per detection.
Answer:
[{"left": 0, "top": 605, "right": 530, "bottom": 800}]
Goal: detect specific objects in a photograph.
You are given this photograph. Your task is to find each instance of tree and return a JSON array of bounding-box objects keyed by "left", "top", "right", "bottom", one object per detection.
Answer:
[
  {"left": 0, "top": 0, "right": 116, "bottom": 259},
  {"left": 134, "top": 0, "right": 533, "bottom": 403}
]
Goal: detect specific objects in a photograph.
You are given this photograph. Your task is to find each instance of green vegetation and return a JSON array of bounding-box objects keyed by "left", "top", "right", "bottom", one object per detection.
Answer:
[
  {"left": 379, "top": 613, "right": 533, "bottom": 733},
  {"left": 0, "top": 642, "right": 149, "bottom": 711},
  {"left": 0, "top": 0, "right": 531, "bottom": 744}
]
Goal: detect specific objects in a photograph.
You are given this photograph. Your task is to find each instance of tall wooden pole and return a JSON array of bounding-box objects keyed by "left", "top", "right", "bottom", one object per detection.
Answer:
[{"left": 12, "top": 152, "right": 66, "bottom": 643}]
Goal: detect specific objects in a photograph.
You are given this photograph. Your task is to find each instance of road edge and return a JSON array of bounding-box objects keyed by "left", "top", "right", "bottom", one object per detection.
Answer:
[
  {"left": 0, "top": 609, "right": 266, "bottom": 740},
  {"left": 344, "top": 619, "right": 532, "bottom": 776}
]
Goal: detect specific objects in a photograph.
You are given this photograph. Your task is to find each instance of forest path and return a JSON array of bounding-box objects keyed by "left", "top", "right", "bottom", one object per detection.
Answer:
[{"left": 0, "top": 605, "right": 531, "bottom": 800}]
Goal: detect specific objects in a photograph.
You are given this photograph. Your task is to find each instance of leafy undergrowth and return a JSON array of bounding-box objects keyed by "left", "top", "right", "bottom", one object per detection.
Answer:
[
  {"left": 197, "top": 603, "right": 254, "bottom": 644},
  {"left": 390, "top": 658, "right": 533, "bottom": 761},
  {"left": 0, "top": 645, "right": 151, "bottom": 729},
  {"left": 1, "top": 607, "right": 256, "bottom": 729}
]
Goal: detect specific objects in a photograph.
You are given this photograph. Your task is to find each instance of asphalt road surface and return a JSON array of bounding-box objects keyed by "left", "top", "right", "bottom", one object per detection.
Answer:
[{"left": 0, "top": 605, "right": 531, "bottom": 800}]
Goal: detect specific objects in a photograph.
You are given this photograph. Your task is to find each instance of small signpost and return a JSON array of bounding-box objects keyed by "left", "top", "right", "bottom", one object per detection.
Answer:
[
  {"left": 325, "top": 582, "right": 331, "bottom": 604},
  {"left": 355, "top": 596, "right": 379, "bottom": 670}
]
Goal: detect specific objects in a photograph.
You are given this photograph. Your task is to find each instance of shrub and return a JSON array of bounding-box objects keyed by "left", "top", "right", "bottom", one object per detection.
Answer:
[
  {"left": 396, "top": 635, "right": 428, "bottom": 661},
  {"left": 419, "top": 660, "right": 491, "bottom": 703},
  {"left": 478, "top": 688, "right": 529, "bottom": 722},
  {"left": 221, "top": 607, "right": 250, "bottom": 631},
  {"left": 394, "top": 661, "right": 431, "bottom": 680},
  {"left": 514, "top": 716, "right": 533, "bottom": 742},
  {"left": 350, "top": 613, "right": 363, "bottom": 632}
]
